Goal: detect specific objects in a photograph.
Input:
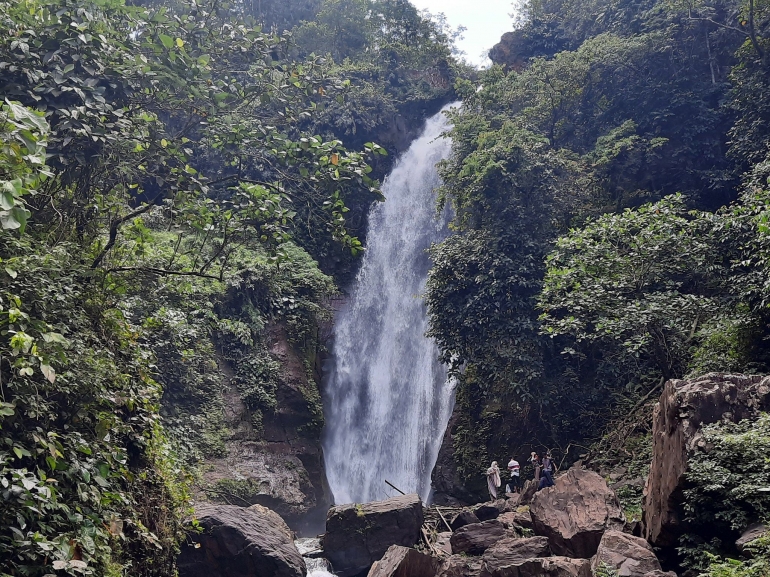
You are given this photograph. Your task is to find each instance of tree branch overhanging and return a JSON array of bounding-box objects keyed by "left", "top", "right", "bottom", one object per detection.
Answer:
[
  {"left": 105, "top": 266, "right": 225, "bottom": 281},
  {"left": 91, "top": 192, "right": 165, "bottom": 269}
]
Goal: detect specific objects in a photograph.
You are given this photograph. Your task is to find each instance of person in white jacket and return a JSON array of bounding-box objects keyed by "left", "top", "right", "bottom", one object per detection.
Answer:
[{"left": 486, "top": 461, "right": 502, "bottom": 499}]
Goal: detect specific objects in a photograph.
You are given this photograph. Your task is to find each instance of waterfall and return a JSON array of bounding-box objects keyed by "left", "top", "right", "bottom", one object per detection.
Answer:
[{"left": 322, "top": 105, "right": 457, "bottom": 505}]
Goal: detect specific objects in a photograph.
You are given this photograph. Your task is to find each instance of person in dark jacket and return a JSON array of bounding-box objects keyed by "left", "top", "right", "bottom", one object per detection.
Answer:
[{"left": 541, "top": 452, "right": 556, "bottom": 488}]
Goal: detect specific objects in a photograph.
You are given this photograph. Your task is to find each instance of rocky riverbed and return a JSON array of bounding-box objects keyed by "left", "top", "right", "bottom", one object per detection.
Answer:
[{"left": 176, "top": 373, "right": 770, "bottom": 577}]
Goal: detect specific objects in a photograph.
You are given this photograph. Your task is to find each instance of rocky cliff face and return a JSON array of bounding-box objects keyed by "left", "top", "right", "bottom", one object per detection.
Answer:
[
  {"left": 431, "top": 408, "right": 482, "bottom": 505},
  {"left": 488, "top": 31, "right": 530, "bottom": 71},
  {"left": 643, "top": 373, "right": 770, "bottom": 547},
  {"left": 197, "top": 324, "right": 330, "bottom": 533}
]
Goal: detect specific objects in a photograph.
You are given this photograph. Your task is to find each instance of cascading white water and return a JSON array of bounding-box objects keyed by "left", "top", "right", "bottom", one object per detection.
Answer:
[{"left": 322, "top": 105, "right": 457, "bottom": 505}]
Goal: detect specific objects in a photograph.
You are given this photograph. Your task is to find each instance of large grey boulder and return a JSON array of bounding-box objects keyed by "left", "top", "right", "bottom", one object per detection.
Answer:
[
  {"left": 323, "top": 494, "right": 423, "bottom": 577},
  {"left": 437, "top": 555, "right": 483, "bottom": 577},
  {"left": 530, "top": 468, "right": 625, "bottom": 558},
  {"left": 591, "top": 530, "right": 662, "bottom": 577},
  {"left": 736, "top": 522, "right": 768, "bottom": 555},
  {"left": 450, "top": 509, "right": 481, "bottom": 531},
  {"left": 518, "top": 480, "right": 538, "bottom": 506},
  {"left": 481, "top": 556, "right": 591, "bottom": 577},
  {"left": 367, "top": 545, "right": 441, "bottom": 577},
  {"left": 480, "top": 536, "right": 551, "bottom": 575},
  {"left": 475, "top": 500, "right": 506, "bottom": 521},
  {"left": 177, "top": 504, "right": 305, "bottom": 577},
  {"left": 435, "top": 532, "right": 453, "bottom": 556},
  {"left": 450, "top": 520, "right": 510, "bottom": 555},
  {"left": 643, "top": 374, "right": 770, "bottom": 547}
]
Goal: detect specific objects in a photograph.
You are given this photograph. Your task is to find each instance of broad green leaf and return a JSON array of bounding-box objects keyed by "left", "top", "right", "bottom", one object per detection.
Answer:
[
  {"left": 0, "top": 190, "right": 15, "bottom": 210},
  {"left": 10, "top": 206, "right": 29, "bottom": 234},
  {"left": 40, "top": 364, "right": 55, "bottom": 383},
  {"left": 1, "top": 210, "right": 21, "bottom": 230}
]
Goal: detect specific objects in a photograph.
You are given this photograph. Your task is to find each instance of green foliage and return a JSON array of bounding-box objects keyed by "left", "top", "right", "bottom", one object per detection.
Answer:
[
  {"left": 676, "top": 413, "right": 770, "bottom": 571},
  {"left": 595, "top": 561, "right": 621, "bottom": 577},
  {"left": 539, "top": 194, "right": 741, "bottom": 379},
  {"left": 429, "top": 0, "right": 770, "bottom": 491},
  {"left": 0, "top": 236, "right": 186, "bottom": 575},
  {"left": 700, "top": 534, "right": 770, "bottom": 577},
  {"left": 233, "top": 352, "right": 280, "bottom": 415},
  {"left": 0, "top": 104, "right": 185, "bottom": 576},
  {"left": 125, "top": 228, "right": 335, "bottom": 458},
  {"left": 292, "top": 0, "right": 463, "bottom": 175},
  {"left": 0, "top": 0, "right": 381, "bottom": 280},
  {"left": 683, "top": 414, "right": 770, "bottom": 533},
  {"left": 0, "top": 0, "right": 409, "bottom": 571},
  {"left": 210, "top": 478, "right": 266, "bottom": 506},
  {"left": 0, "top": 101, "right": 50, "bottom": 234}
]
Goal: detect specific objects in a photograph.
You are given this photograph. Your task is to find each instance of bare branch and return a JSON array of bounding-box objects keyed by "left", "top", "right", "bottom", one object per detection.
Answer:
[
  {"left": 104, "top": 266, "right": 225, "bottom": 281},
  {"left": 91, "top": 193, "right": 164, "bottom": 268}
]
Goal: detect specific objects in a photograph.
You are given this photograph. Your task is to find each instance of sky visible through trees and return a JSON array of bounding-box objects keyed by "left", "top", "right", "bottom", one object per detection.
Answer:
[{"left": 409, "top": 0, "right": 515, "bottom": 65}]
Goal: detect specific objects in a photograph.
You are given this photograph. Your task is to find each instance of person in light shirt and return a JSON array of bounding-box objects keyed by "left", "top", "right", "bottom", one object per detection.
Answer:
[{"left": 506, "top": 457, "right": 521, "bottom": 494}]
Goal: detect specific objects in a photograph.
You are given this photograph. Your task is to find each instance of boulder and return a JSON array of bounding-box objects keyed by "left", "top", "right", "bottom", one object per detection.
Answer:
[
  {"left": 489, "top": 30, "right": 529, "bottom": 71},
  {"left": 591, "top": 530, "right": 662, "bottom": 577},
  {"left": 499, "top": 507, "right": 533, "bottom": 531},
  {"left": 480, "top": 536, "right": 551, "bottom": 571},
  {"left": 736, "top": 522, "right": 768, "bottom": 555},
  {"left": 475, "top": 501, "right": 505, "bottom": 521},
  {"left": 643, "top": 374, "right": 770, "bottom": 547},
  {"left": 530, "top": 468, "right": 625, "bottom": 558},
  {"left": 451, "top": 520, "right": 510, "bottom": 555},
  {"left": 450, "top": 510, "right": 481, "bottom": 531},
  {"left": 177, "top": 503, "right": 305, "bottom": 577},
  {"left": 498, "top": 512, "right": 518, "bottom": 530},
  {"left": 323, "top": 494, "right": 424, "bottom": 577},
  {"left": 518, "top": 480, "right": 538, "bottom": 506},
  {"left": 435, "top": 532, "right": 453, "bottom": 556},
  {"left": 437, "top": 555, "right": 483, "bottom": 577},
  {"left": 481, "top": 556, "right": 591, "bottom": 577},
  {"left": 513, "top": 509, "right": 534, "bottom": 531},
  {"left": 505, "top": 494, "right": 521, "bottom": 509},
  {"left": 367, "top": 545, "right": 441, "bottom": 577}
]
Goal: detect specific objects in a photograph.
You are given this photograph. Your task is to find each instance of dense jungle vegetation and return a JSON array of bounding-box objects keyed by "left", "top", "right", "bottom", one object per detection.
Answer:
[
  {"left": 2, "top": 0, "right": 770, "bottom": 574},
  {"left": 0, "top": 0, "right": 460, "bottom": 574},
  {"left": 426, "top": 0, "right": 770, "bottom": 571}
]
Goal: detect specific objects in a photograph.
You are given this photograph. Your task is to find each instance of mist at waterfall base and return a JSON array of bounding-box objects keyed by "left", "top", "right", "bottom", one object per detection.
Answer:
[{"left": 322, "top": 105, "right": 457, "bottom": 506}]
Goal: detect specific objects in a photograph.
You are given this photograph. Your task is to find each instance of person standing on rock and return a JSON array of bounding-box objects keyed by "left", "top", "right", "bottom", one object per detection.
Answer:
[
  {"left": 487, "top": 461, "right": 502, "bottom": 499},
  {"left": 507, "top": 456, "right": 521, "bottom": 493},
  {"left": 529, "top": 452, "right": 541, "bottom": 484},
  {"left": 541, "top": 451, "right": 556, "bottom": 488}
]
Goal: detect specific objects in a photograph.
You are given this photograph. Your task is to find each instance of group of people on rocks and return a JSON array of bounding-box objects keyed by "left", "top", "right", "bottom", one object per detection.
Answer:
[{"left": 485, "top": 451, "right": 557, "bottom": 499}]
